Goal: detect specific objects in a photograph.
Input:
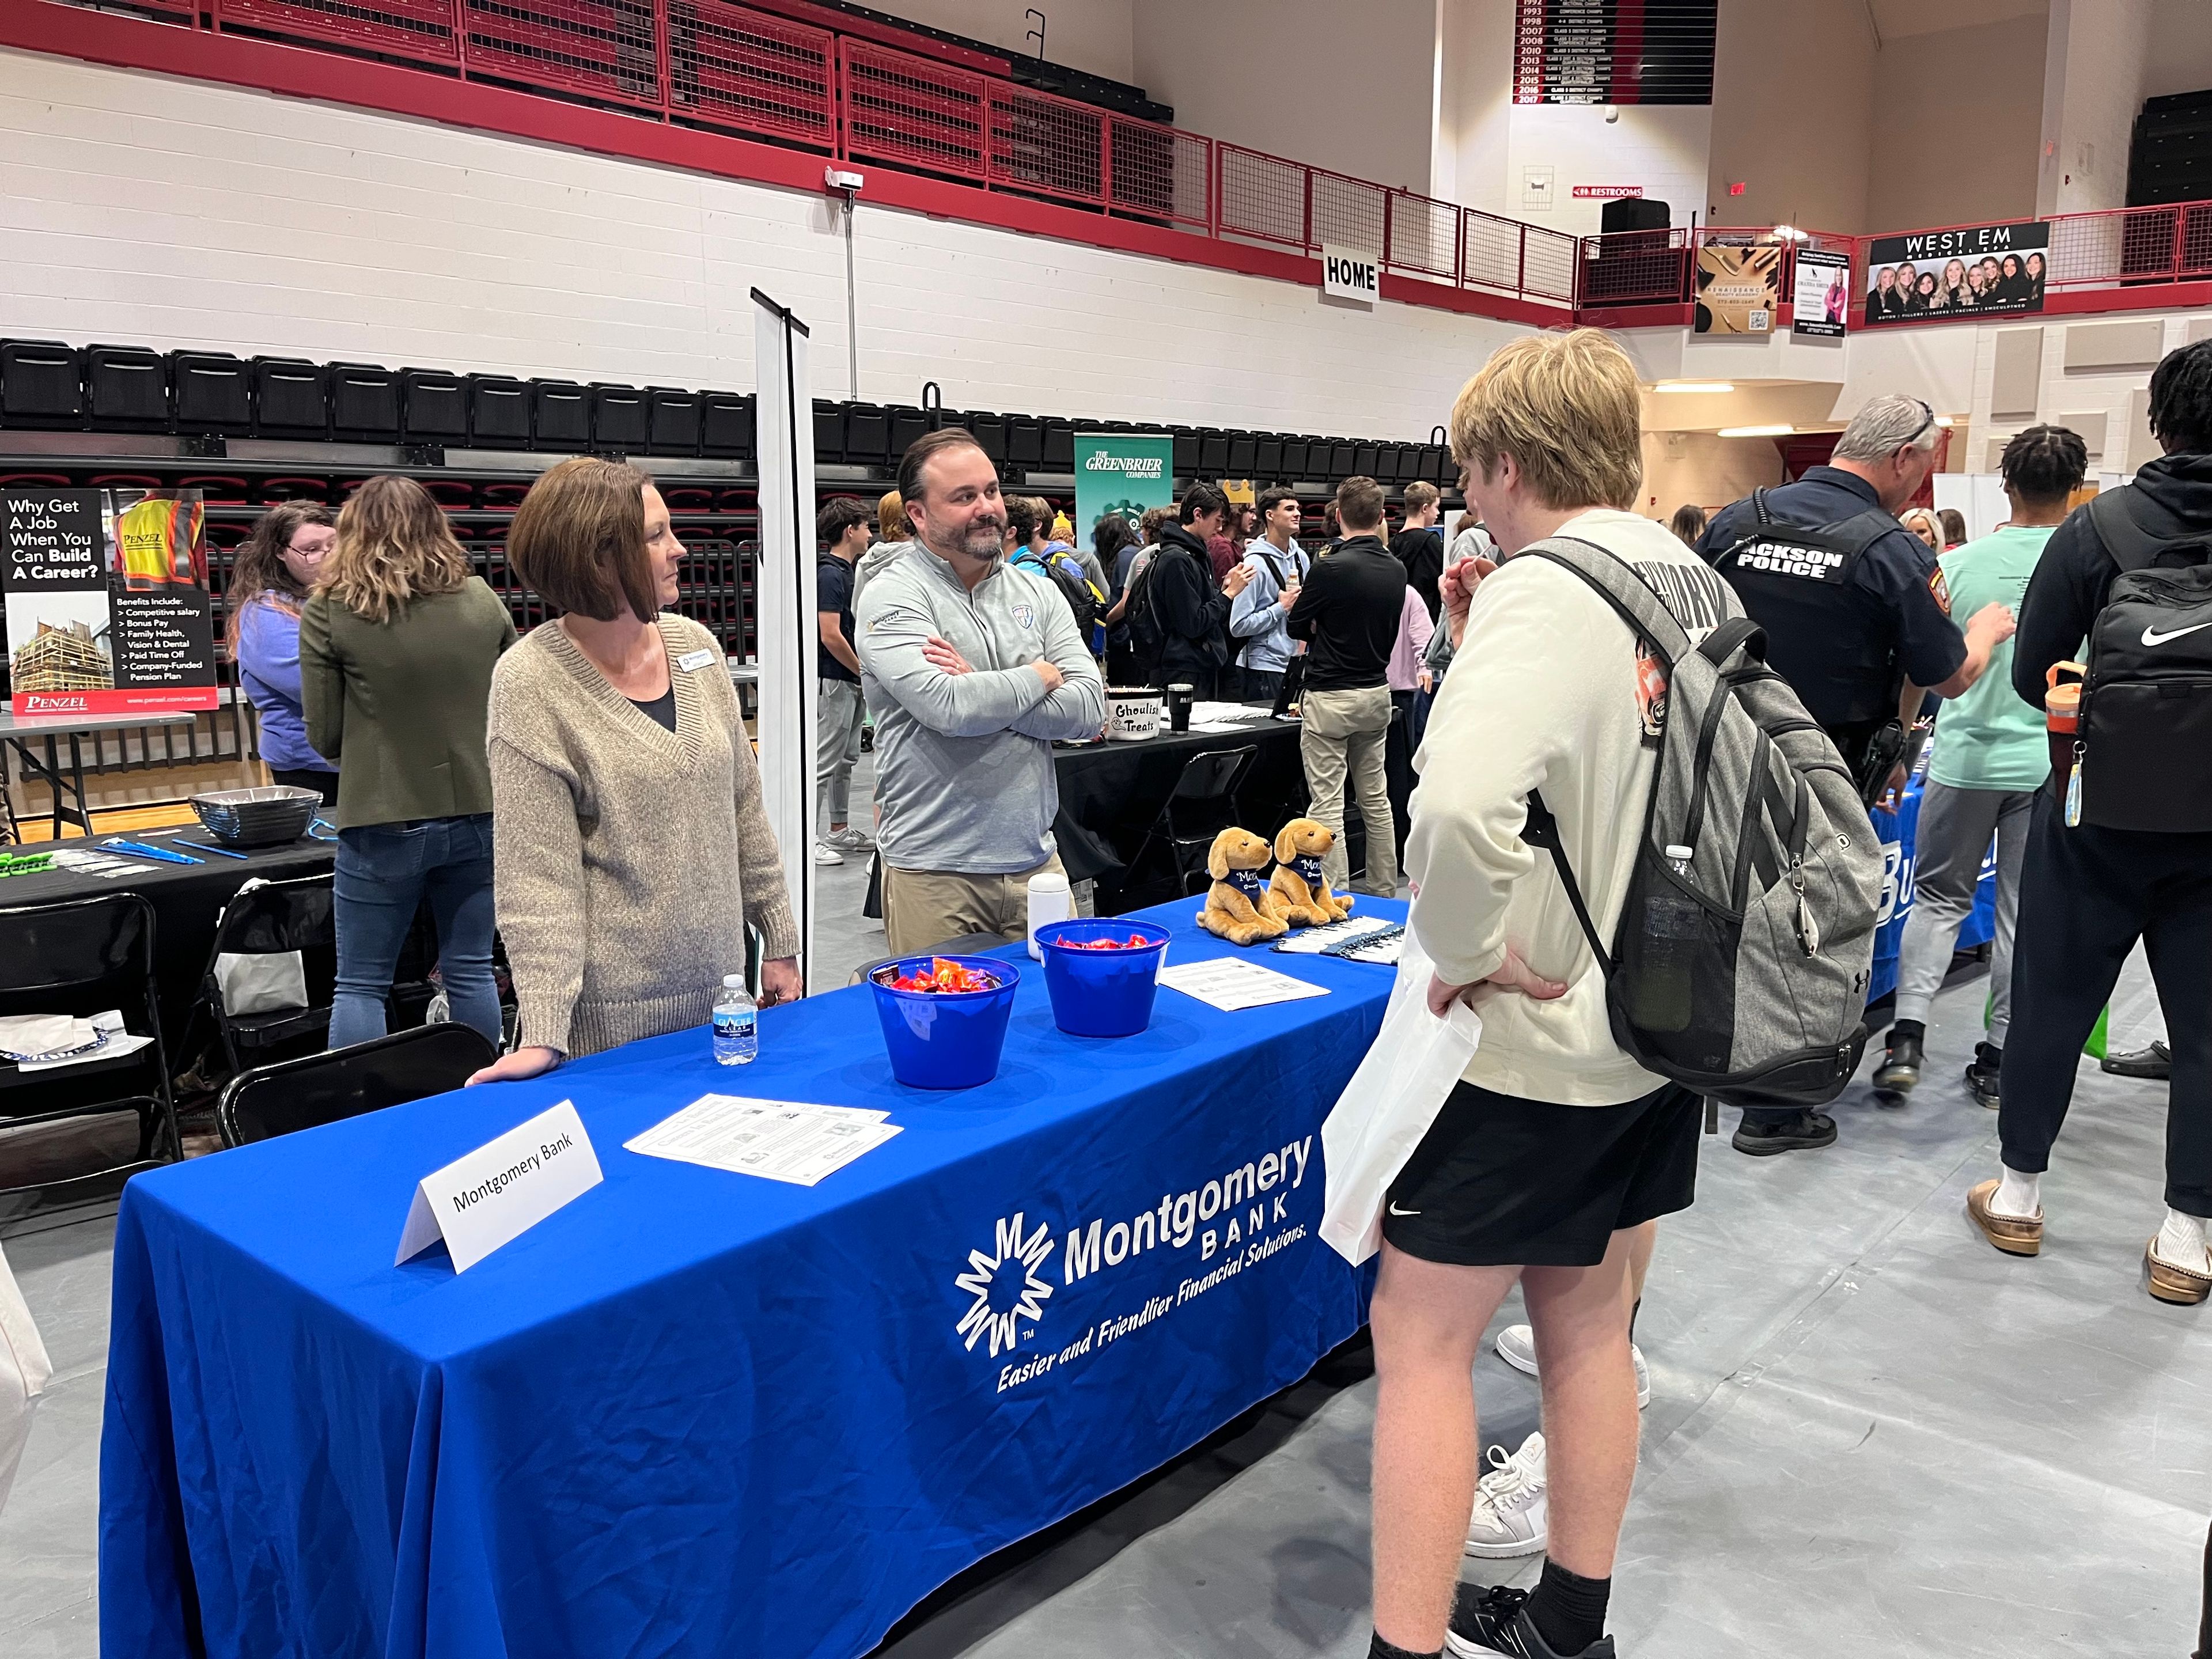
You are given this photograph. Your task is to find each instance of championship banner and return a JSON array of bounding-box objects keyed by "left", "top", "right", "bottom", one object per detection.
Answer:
[
  {"left": 5, "top": 488, "right": 217, "bottom": 718},
  {"left": 1864, "top": 219, "right": 2048, "bottom": 324},
  {"left": 1694, "top": 244, "right": 1781, "bottom": 335},
  {"left": 1073, "top": 434, "right": 1175, "bottom": 547},
  {"left": 1791, "top": 248, "right": 1852, "bottom": 338}
]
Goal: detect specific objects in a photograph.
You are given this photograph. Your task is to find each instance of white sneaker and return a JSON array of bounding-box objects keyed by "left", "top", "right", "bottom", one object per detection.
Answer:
[
  {"left": 1494, "top": 1323, "right": 1650, "bottom": 1410},
  {"left": 812, "top": 843, "right": 844, "bottom": 866},
  {"left": 822, "top": 825, "right": 874, "bottom": 851},
  {"left": 1464, "top": 1430, "right": 1547, "bottom": 1558}
]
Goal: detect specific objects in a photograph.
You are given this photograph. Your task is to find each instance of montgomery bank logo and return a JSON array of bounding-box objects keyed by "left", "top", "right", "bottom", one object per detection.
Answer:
[{"left": 952, "top": 1135, "right": 1316, "bottom": 1386}]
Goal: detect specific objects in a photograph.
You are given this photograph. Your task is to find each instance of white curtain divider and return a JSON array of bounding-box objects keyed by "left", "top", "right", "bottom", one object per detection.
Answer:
[{"left": 752, "top": 290, "right": 819, "bottom": 990}]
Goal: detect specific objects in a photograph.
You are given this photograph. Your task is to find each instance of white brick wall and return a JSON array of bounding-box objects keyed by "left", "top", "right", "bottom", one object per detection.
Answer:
[{"left": 0, "top": 48, "right": 1530, "bottom": 444}]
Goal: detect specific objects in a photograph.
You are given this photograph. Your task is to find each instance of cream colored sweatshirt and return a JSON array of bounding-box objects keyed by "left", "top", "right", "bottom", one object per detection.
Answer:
[
  {"left": 488, "top": 616, "right": 800, "bottom": 1059},
  {"left": 1406, "top": 509, "right": 1732, "bottom": 1105}
]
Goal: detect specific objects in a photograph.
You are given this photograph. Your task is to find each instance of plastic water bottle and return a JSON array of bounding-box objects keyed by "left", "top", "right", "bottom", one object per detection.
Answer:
[
  {"left": 712, "top": 974, "right": 758, "bottom": 1065},
  {"left": 1637, "top": 844, "right": 1700, "bottom": 1035},
  {"left": 1027, "top": 869, "right": 1073, "bottom": 960}
]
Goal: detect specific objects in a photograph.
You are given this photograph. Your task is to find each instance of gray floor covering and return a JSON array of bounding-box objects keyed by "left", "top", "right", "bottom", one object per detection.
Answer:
[{"left": 2, "top": 800, "right": 2205, "bottom": 1655}]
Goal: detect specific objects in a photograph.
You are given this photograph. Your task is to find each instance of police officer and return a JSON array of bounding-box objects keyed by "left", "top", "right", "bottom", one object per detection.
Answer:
[{"left": 1699, "top": 394, "right": 2015, "bottom": 1157}]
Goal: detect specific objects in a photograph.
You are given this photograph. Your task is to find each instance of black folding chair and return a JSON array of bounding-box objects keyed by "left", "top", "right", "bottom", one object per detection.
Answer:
[
  {"left": 199, "top": 873, "right": 336, "bottom": 1078},
  {"left": 217, "top": 1022, "right": 497, "bottom": 1149},
  {"left": 1127, "top": 745, "right": 1257, "bottom": 897},
  {"left": 0, "top": 893, "right": 179, "bottom": 1202}
]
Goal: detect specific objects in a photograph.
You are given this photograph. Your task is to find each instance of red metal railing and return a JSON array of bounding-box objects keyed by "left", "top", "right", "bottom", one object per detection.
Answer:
[
  {"left": 57, "top": 1, "right": 2212, "bottom": 328},
  {"left": 106, "top": 0, "right": 1575, "bottom": 313}
]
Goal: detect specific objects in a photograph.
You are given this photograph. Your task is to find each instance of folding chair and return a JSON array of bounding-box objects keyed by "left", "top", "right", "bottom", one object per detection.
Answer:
[
  {"left": 217, "top": 1023, "right": 497, "bottom": 1149},
  {"left": 199, "top": 873, "right": 336, "bottom": 1078},
  {"left": 1127, "top": 745, "right": 1257, "bottom": 897},
  {"left": 0, "top": 893, "right": 179, "bottom": 1202}
]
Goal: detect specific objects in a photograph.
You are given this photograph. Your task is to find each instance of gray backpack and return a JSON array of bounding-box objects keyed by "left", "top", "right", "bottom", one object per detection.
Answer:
[{"left": 1520, "top": 537, "right": 1884, "bottom": 1107}]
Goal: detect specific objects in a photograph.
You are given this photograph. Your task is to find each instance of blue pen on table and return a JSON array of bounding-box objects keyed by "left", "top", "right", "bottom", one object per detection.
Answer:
[
  {"left": 172, "top": 838, "right": 249, "bottom": 861},
  {"left": 103, "top": 838, "right": 203, "bottom": 866}
]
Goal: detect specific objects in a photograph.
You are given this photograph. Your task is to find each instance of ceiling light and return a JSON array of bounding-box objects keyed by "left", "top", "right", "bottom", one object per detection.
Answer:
[
  {"left": 1771, "top": 224, "right": 1809, "bottom": 243},
  {"left": 1654, "top": 381, "right": 1734, "bottom": 395},
  {"left": 1934, "top": 415, "right": 1955, "bottom": 426},
  {"left": 1719, "top": 424, "right": 1794, "bottom": 438}
]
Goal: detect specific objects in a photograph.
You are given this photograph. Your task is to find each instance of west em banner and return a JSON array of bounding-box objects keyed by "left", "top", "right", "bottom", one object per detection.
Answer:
[{"left": 1864, "top": 219, "right": 2050, "bottom": 324}]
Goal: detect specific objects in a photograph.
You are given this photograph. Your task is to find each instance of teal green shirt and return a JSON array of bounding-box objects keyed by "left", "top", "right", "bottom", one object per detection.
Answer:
[{"left": 1928, "top": 526, "right": 2051, "bottom": 791}]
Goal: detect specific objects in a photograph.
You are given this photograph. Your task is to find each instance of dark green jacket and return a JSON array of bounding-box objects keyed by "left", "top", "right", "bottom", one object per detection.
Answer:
[{"left": 299, "top": 578, "right": 516, "bottom": 829}]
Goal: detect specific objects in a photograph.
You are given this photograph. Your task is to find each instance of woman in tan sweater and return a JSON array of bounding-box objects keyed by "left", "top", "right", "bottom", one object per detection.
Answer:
[{"left": 468, "top": 459, "right": 800, "bottom": 1085}]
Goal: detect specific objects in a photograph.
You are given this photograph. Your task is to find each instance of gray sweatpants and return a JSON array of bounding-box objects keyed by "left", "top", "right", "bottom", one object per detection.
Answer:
[
  {"left": 1894, "top": 779, "right": 2034, "bottom": 1048},
  {"left": 817, "top": 677, "right": 866, "bottom": 827}
]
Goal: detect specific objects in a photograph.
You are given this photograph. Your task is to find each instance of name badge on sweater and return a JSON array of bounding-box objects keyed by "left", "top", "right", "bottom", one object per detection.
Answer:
[
  {"left": 676, "top": 648, "right": 717, "bottom": 673},
  {"left": 396, "top": 1100, "right": 603, "bottom": 1272}
]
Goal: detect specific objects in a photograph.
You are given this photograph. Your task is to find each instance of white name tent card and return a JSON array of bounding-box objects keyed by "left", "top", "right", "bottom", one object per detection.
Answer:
[
  {"left": 396, "top": 1100, "right": 604, "bottom": 1272},
  {"left": 1158, "top": 958, "right": 1332, "bottom": 1012}
]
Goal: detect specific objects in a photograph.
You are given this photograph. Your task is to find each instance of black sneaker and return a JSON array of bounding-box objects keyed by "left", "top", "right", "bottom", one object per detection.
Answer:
[
  {"left": 1445, "top": 1582, "right": 1615, "bottom": 1658},
  {"left": 2102, "top": 1040, "right": 2171, "bottom": 1081},
  {"left": 1964, "top": 1043, "right": 2002, "bottom": 1109},
  {"left": 1730, "top": 1108, "right": 1838, "bottom": 1157},
  {"left": 1872, "top": 1031, "right": 1923, "bottom": 1101}
]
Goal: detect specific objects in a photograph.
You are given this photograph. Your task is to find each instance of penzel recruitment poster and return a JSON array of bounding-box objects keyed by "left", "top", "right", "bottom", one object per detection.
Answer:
[
  {"left": 1073, "top": 433, "right": 1176, "bottom": 547},
  {"left": 5, "top": 488, "right": 218, "bottom": 718},
  {"left": 1864, "top": 219, "right": 2049, "bottom": 324}
]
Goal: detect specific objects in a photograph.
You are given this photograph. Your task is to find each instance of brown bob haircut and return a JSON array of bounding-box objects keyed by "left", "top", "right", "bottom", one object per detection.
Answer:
[
  {"left": 1334, "top": 475, "right": 1386, "bottom": 532},
  {"left": 507, "top": 457, "right": 659, "bottom": 623},
  {"left": 877, "top": 490, "right": 911, "bottom": 541}
]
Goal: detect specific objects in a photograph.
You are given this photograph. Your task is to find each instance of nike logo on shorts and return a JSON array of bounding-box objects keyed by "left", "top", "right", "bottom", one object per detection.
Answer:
[{"left": 1388, "top": 1201, "right": 1420, "bottom": 1216}]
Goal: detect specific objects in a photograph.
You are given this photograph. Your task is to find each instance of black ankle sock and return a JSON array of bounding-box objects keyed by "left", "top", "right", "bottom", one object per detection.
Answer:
[
  {"left": 1528, "top": 1560, "right": 1611, "bottom": 1655},
  {"left": 1369, "top": 1631, "right": 1440, "bottom": 1659},
  {"left": 1891, "top": 1018, "right": 1925, "bottom": 1043},
  {"left": 1628, "top": 1295, "right": 1641, "bottom": 1344}
]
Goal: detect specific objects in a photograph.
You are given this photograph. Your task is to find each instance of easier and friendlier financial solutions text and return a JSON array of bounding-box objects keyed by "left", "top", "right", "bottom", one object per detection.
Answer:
[{"left": 992, "top": 1134, "right": 1316, "bottom": 1396}]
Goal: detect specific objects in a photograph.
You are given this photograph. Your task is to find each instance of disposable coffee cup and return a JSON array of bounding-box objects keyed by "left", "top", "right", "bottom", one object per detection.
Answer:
[{"left": 1166, "top": 683, "right": 1195, "bottom": 733}]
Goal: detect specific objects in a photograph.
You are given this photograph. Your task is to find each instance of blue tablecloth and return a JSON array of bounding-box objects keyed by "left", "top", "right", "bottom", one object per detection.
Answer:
[
  {"left": 1867, "top": 779, "right": 1999, "bottom": 1005},
  {"left": 100, "top": 899, "right": 1393, "bottom": 1659}
]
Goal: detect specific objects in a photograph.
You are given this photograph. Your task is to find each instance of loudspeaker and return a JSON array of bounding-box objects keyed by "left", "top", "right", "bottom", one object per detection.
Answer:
[{"left": 1600, "top": 198, "right": 1671, "bottom": 234}]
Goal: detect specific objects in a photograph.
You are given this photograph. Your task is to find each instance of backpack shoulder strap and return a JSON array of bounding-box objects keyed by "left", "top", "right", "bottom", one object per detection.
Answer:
[
  {"left": 1518, "top": 536, "right": 1695, "bottom": 666},
  {"left": 2085, "top": 486, "right": 2172, "bottom": 573},
  {"left": 1524, "top": 789, "right": 1613, "bottom": 979}
]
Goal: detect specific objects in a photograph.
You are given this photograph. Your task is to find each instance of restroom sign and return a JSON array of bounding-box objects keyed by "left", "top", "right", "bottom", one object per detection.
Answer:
[{"left": 1321, "top": 244, "right": 1379, "bottom": 306}]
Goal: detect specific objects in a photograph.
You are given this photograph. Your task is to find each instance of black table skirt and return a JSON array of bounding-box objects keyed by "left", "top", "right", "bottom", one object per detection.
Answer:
[
  {"left": 1052, "top": 717, "right": 1346, "bottom": 914},
  {"left": 0, "top": 834, "right": 335, "bottom": 1059}
]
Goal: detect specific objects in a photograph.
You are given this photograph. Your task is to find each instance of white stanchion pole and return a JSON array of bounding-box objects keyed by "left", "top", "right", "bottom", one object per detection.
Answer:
[{"left": 752, "top": 290, "right": 819, "bottom": 991}]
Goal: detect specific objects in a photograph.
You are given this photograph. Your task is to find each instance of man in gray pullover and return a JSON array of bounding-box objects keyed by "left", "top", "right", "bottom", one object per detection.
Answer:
[{"left": 857, "top": 429, "right": 1106, "bottom": 956}]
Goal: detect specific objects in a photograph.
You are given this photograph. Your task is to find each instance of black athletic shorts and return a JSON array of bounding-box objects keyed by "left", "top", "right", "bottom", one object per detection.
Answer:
[{"left": 1381, "top": 1078, "right": 1700, "bottom": 1267}]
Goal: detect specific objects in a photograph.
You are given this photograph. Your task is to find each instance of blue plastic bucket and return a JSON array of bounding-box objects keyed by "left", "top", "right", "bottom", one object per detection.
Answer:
[
  {"left": 868, "top": 956, "right": 1021, "bottom": 1089},
  {"left": 1033, "top": 919, "right": 1172, "bottom": 1037}
]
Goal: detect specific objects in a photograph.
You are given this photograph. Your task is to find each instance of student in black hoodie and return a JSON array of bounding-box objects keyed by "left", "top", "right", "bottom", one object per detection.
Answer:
[
  {"left": 1966, "top": 339, "right": 2212, "bottom": 1306},
  {"left": 1139, "top": 482, "right": 1252, "bottom": 696}
]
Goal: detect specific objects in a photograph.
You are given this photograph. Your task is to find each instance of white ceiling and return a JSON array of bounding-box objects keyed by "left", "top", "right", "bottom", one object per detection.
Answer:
[{"left": 1865, "top": 0, "right": 2048, "bottom": 42}]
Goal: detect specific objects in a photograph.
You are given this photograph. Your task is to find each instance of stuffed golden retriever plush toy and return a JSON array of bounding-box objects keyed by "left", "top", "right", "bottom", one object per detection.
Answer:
[
  {"left": 1196, "top": 827, "right": 1290, "bottom": 946},
  {"left": 1270, "top": 817, "right": 1354, "bottom": 926}
]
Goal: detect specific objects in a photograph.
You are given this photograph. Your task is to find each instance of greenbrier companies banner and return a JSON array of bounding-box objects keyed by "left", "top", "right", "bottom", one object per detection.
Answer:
[{"left": 1074, "top": 433, "right": 1175, "bottom": 546}]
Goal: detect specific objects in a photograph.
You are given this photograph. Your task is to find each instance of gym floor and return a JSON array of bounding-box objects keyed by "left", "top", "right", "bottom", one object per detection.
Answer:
[{"left": 1, "top": 763, "right": 2202, "bottom": 1656}]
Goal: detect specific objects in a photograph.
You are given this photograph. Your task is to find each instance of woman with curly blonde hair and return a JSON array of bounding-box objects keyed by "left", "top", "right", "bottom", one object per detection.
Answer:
[{"left": 301, "top": 475, "right": 514, "bottom": 1049}]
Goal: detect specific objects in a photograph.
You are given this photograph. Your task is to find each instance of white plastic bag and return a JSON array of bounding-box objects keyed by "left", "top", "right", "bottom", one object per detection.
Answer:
[
  {"left": 0, "top": 1240, "right": 53, "bottom": 1516},
  {"left": 1320, "top": 933, "right": 1483, "bottom": 1266}
]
